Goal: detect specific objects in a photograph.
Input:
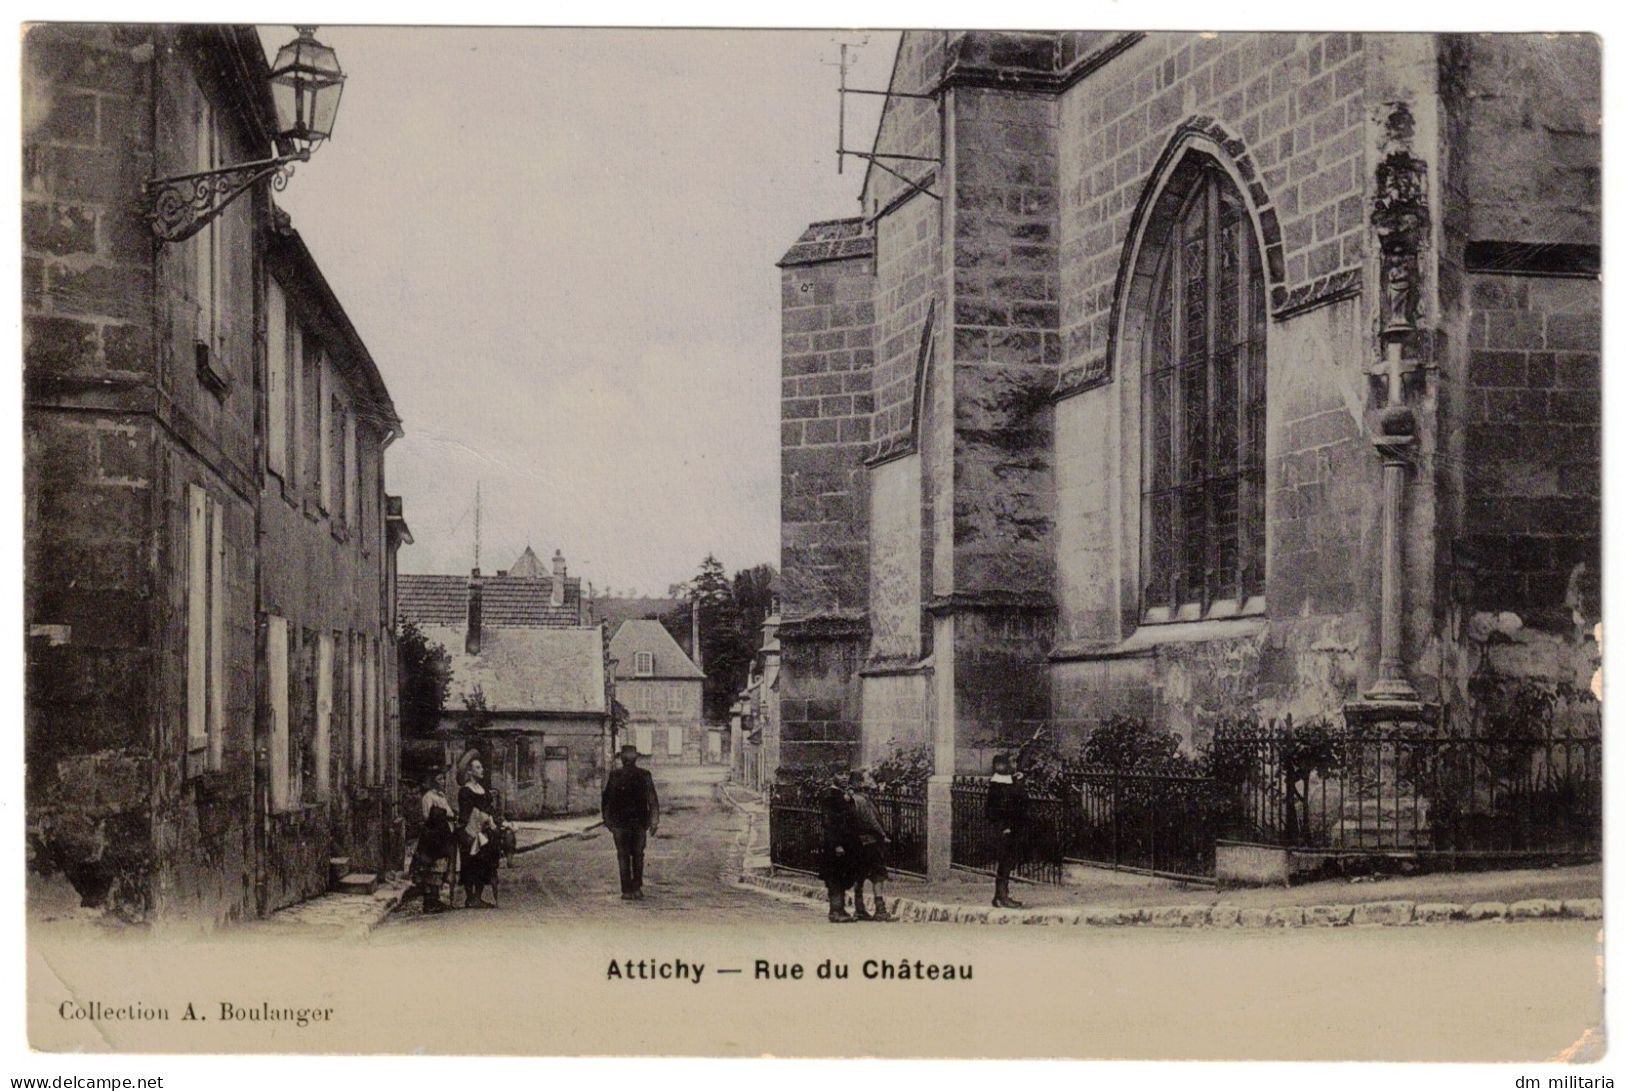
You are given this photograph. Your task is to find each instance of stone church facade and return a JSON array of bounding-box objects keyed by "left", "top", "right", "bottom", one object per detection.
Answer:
[{"left": 776, "top": 31, "right": 1600, "bottom": 790}]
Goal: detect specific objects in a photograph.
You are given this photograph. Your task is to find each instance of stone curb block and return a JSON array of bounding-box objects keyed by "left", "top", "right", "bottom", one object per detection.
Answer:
[
  {"left": 1350, "top": 900, "right": 1414, "bottom": 926},
  {"left": 735, "top": 871, "right": 1595, "bottom": 930},
  {"left": 1508, "top": 898, "right": 1564, "bottom": 920},
  {"left": 1304, "top": 904, "right": 1354, "bottom": 927},
  {"left": 1414, "top": 902, "right": 1463, "bottom": 923},
  {"left": 1266, "top": 906, "right": 1305, "bottom": 927}
]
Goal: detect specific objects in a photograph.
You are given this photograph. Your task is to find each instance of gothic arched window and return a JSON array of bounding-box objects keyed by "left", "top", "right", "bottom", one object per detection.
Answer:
[{"left": 1141, "top": 162, "right": 1267, "bottom": 619}]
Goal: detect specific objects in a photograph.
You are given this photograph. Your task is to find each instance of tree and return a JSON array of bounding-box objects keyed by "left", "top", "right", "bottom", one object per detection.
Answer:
[
  {"left": 660, "top": 555, "right": 779, "bottom": 723},
  {"left": 397, "top": 619, "right": 452, "bottom": 739}
]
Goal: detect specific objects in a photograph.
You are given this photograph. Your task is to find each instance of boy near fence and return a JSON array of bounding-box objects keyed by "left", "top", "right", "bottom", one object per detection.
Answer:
[
  {"left": 817, "top": 773, "right": 859, "bottom": 923},
  {"left": 847, "top": 770, "right": 895, "bottom": 922},
  {"left": 986, "top": 754, "right": 1029, "bottom": 909}
]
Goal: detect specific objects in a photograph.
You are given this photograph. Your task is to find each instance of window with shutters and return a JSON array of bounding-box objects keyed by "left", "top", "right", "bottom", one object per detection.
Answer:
[
  {"left": 318, "top": 355, "right": 333, "bottom": 513},
  {"left": 186, "top": 485, "right": 226, "bottom": 773},
  {"left": 350, "top": 633, "right": 365, "bottom": 777},
  {"left": 1140, "top": 161, "right": 1267, "bottom": 622},
  {"left": 192, "top": 95, "right": 228, "bottom": 397},
  {"left": 314, "top": 632, "right": 333, "bottom": 801},
  {"left": 266, "top": 615, "right": 290, "bottom": 811},
  {"left": 343, "top": 411, "right": 358, "bottom": 532},
  {"left": 266, "top": 278, "right": 293, "bottom": 483}
]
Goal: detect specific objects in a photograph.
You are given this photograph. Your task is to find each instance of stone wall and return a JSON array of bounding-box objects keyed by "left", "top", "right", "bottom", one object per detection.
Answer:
[
  {"left": 779, "top": 225, "right": 875, "bottom": 621},
  {"left": 777, "top": 632, "right": 865, "bottom": 770},
  {"left": 23, "top": 25, "right": 270, "bottom": 924},
  {"left": 25, "top": 25, "right": 405, "bottom": 924},
  {"left": 1461, "top": 276, "right": 1600, "bottom": 631}
]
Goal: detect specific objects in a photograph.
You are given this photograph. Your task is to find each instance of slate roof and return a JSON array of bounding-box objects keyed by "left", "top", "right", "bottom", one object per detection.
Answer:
[
  {"left": 608, "top": 619, "right": 705, "bottom": 681},
  {"left": 398, "top": 573, "right": 583, "bottom": 628},
  {"left": 777, "top": 217, "right": 875, "bottom": 267},
  {"left": 419, "top": 625, "right": 607, "bottom": 716}
]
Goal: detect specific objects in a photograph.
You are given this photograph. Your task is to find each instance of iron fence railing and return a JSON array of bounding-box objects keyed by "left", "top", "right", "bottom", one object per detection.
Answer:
[
  {"left": 869, "top": 788, "right": 928, "bottom": 875},
  {"left": 1211, "top": 723, "right": 1601, "bottom": 858},
  {"left": 950, "top": 776, "right": 1064, "bottom": 884},
  {"left": 768, "top": 781, "right": 928, "bottom": 877},
  {"left": 1062, "top": 764, "right": 1223, "bottom": 882}
]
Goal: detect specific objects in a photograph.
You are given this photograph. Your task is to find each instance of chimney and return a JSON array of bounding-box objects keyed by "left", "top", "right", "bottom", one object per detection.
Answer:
[
  {"left": 466, "top": 568, "right": 483, "bottom": 655},
  {"left": 551, "top": 550, "right": 566, "bottom": 607}
]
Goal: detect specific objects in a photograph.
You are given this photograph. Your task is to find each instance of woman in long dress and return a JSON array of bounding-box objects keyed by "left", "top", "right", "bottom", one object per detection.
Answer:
[
  {"left": 457, "top": 756, "right": 502, "bottom": 908},
  {"left": 413, "top": 769, "right": 456, "bottom": 913}
]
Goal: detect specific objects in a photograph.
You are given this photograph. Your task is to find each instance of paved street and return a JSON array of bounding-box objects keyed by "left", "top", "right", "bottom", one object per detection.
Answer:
[{"left": 381, "top": 765, "right": 808, "bottom": 930}]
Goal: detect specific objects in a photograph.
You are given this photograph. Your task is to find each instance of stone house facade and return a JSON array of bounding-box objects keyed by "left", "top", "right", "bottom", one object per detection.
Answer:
[
  {"left": 776, "top": 31, "right": 1600, "bottom": 802},
  {"left": 398, "top": 549, "right": 612, "bottom": 817},
  {"left": 609, "top": 620, "right": 709, "bottom": 764},
  {"left": 24, "top": 24, "right": 409, "bottom": 924}
]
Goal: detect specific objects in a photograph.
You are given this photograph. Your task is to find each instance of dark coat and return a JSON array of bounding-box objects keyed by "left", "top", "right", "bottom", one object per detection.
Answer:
[
  {"left": 817, "top": 784, "right": 860, "bottom": 887},
  {"left": 601, "top": 765, "right": 660, "bottom": 831},
  {"left": 986, "top": 777, "right": 1030, "bottom": 837}
]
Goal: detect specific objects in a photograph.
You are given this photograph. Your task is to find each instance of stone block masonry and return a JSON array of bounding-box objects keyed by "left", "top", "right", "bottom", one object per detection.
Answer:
[
  {"left": 1463, "top": 275, "right": 1600, "bottom": 630},
  {"left": 778, "top": 220, "right": 875, "bottom": 623}
]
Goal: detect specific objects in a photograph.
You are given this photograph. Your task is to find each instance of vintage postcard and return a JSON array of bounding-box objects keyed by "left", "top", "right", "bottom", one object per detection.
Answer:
[{"left": 19, "top": 21, "right": 1606, "bottom": 1063}]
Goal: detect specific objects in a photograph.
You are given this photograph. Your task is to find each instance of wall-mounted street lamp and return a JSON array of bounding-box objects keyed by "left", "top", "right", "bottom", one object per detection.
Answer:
[{"left": 144, "top": 26, "right": 346, "bottom": 244}]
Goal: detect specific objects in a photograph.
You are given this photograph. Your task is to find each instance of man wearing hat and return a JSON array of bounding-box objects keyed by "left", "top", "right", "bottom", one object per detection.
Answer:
[{"left": 601, "top": 742, "right": 661, "bottom": 899}]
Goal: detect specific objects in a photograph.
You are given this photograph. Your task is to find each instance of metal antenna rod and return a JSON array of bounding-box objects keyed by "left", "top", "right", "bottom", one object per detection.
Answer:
[
  {"left": 474, "top": 480, "right": 481, "bottom": 572},
  {"left": 838, "top": 43, "right": 847, "bottom": 175}
]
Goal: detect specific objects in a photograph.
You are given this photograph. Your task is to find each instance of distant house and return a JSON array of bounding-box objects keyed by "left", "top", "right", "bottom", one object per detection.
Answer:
[
  {"left": 609, "top": 619, "right": 708, "bottom": 764},
  {"left": 398, "top": 549, "right": 611, "bottom": 817}
]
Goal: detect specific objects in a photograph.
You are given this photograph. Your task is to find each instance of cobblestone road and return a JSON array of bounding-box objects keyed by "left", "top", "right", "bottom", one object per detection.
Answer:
[{"left": 380, "top": 765, "right": 811, "bottom": 931}]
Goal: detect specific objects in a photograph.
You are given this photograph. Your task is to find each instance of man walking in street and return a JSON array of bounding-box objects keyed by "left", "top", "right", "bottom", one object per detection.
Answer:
[
  {"left": 986, "top": 753, "right": 1029, "bottom": 909},
  {"left": 602, "top": 742, "right": 660, "bottom": 900},
  {"left": 847, "top": 769, "right": 895, "bottom": 922}
]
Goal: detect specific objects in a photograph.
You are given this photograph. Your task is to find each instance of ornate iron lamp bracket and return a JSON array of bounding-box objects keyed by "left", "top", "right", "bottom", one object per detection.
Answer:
[{"left": 143, "top": 150, "right": 310, "bottom": 244}]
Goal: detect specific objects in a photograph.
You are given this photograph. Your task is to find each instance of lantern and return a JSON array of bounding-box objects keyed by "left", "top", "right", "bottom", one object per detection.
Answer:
[{"left": 269, "top": 26, "right": 346, "bottom": 153}]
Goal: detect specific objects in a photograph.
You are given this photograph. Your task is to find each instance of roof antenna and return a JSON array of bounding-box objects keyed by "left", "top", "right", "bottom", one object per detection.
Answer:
[{"left": 473, "top": 480, "right": 482, "bottom": 573}]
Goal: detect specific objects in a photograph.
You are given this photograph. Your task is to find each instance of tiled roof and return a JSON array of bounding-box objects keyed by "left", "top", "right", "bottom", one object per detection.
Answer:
[
  {"left": 398, "top": 573, "right": 583, "bottom": 629},
  {"left": 419, "top": 625, "right": 607, "bottom": 716},
  {"left": 778, "top": 217, "right": 875, "bottom": 267},
  {"left": 590, "top": 596, "right": 681, "bottom": 632},
  {"left": 608, "top": 619, "right": 705, "bottom": 680}
]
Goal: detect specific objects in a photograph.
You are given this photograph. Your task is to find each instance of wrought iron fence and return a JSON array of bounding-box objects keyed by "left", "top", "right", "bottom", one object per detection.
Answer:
[
  {"left": 950, "top": 776, "right": 1064, "bottom": 884},
  {"left": 1211, "top": 721, "right": 1601, "bottom": 859},
  {"left": 1062, "top": 764, "right": 1223, "bottom": 882},
  {"left": 767, "top": 781, "right": 823, "bottom": 875},
  {"left": 868, "top": 787, "right": 928, "bottom": 876},
  {"left": 768, "top": 781, "right": 928, "bottom": 877}
]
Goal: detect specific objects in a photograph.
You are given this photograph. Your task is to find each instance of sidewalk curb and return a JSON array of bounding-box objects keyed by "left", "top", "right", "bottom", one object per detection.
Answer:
[
  {"left": 721, "top": 779, "right": 1601, "bottom": 928},
  {"left": 511, "top": 820, "right": 604, "bottom": 856},
  {"left": 263, "top": 880, "right": 411, "bottom": 938},
  {"left": 734, "top": 860, "right": 1602, "bottom": 930}
]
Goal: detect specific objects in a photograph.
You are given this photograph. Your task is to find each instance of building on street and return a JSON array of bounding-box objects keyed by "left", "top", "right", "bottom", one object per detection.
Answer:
[
  {"left": 398, "top": 548, "right": 613, "bottom": 816},
  {"left": 609, "top": 619, "right": 709, "bottom": 764},
  {"left": 24, "top": 24, "right": 409, "bottom": 924},
  {"left": 775, "top": 31, "right": 1600, "bottom": 872}
]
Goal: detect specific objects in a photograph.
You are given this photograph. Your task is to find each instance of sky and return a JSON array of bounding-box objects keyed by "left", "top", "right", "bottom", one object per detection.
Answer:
[{"left": 258, "top": 27, "right": 897, "bottom": 596}]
